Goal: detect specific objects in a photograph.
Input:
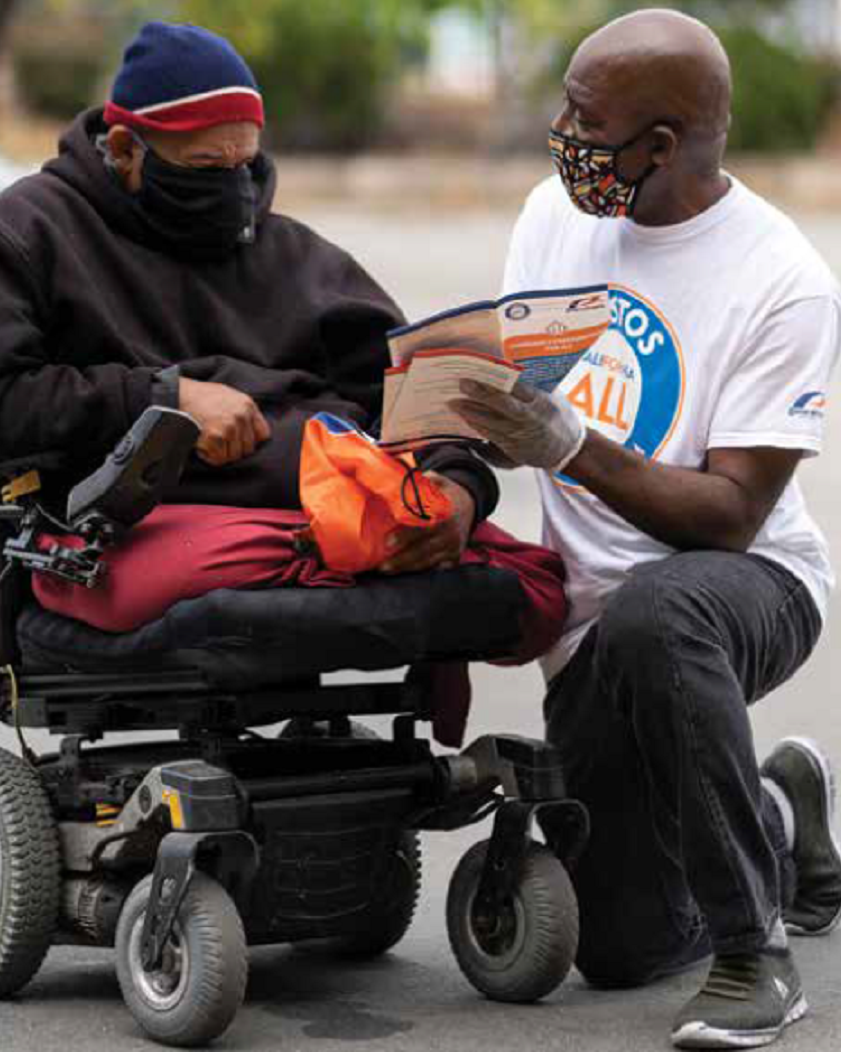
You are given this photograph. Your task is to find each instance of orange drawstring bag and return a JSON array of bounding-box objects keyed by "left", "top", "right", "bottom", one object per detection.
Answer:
[{"left": 299, "top": 413, "right": 453, "bottom": 573}]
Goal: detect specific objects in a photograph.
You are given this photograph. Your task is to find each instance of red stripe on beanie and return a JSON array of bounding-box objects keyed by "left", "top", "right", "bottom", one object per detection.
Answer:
[{"left": 104, "top": 91, "right": 264, "bottom": 132}]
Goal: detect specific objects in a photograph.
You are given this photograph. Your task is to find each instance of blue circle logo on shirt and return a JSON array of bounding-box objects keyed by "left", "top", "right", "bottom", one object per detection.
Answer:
[{"left": 555, "top": 285, "right": 685, "bottom": 485}]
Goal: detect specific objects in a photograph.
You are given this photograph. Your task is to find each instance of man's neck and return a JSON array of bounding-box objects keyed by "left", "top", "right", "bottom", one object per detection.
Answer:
[{"left": 632, "top": 171, "right": 731, "bottom": 228}]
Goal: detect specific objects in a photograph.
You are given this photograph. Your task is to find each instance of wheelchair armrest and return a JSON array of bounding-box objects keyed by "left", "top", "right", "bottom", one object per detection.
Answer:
[{"left": 66, "top": 407, "right": 200, "bottom": 530}]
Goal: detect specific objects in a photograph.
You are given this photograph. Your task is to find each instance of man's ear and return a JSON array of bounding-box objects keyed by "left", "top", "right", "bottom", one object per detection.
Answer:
[
  {"left": 106, "top": 125, "right": 139, "bottom": 179},
  {"left": 650, "top": 124, "right": 679, "bottom": 168}
]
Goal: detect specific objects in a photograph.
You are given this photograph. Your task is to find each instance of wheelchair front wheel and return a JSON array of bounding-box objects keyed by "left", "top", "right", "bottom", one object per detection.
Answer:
[
  {"left": 0, "top": 746, "right": 61, "bottom": 996},
  {"left": 446, "top": 838, "right": 578, "bottom": 1003},
  {"left": 115, "top": 872, "right": 247, "bottom": 1048}
]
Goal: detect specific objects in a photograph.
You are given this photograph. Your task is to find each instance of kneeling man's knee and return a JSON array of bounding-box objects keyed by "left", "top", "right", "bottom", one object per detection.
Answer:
[
  {"left": 595, "top": 573, "right": 669, "bottom": 666},
  {"left": 596, "top": 564, "right": 712, "bottom": 673}
]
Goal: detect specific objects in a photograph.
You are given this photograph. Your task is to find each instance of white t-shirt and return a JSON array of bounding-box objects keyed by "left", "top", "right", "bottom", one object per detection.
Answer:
[{"left": 503, "top": 175, "right": 841, "bottom": 682}]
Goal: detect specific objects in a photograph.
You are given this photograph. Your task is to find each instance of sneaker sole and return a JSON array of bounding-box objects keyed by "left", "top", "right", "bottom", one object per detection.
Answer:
[
  {"left": 671, "top": 992, "right": 808, "bottom": 1049},
  {"left": 774, "top": 736, "right": 841, "bottom": 937}
]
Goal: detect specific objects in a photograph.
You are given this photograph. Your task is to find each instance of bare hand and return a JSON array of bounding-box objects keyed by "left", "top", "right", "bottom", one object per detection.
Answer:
[
  {"left": 380, "top": 473, "right": 475, "bottom": 575},
  {"left": 178, "top": 378, "right": 271, "bottom": 466}
]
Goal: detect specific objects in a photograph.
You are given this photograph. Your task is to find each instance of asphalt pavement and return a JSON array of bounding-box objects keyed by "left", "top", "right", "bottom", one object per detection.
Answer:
[{"left": 1, "top": 203, "right": 840, "bottom": 1051}]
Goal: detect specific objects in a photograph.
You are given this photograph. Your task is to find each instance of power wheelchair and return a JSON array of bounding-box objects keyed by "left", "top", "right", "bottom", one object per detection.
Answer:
[{"left": 0, "top": 408, "right": 588, "bottom": 1047}]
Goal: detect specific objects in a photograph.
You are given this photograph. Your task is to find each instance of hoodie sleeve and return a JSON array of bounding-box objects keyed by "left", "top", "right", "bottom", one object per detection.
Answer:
[
  {"left": 0, "top": 225, "right": 162, "bottom": 461},
  {"left": 315, "top": 243, "right": 404, "bottom": 420}
]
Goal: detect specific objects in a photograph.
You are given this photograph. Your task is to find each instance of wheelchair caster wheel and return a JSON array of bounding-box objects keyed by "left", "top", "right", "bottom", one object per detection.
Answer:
[
  {"left": 116, "top": 872, "right": 247, "bottom": 1047},
  {"left": 446, "top": 838, "right": 578, "bottom": 1003},
  {"left": 0, "top": 747, "right": 61, "bottom": 996}
]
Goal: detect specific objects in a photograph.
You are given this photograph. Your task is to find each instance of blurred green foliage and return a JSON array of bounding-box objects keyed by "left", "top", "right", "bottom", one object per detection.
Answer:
[
  {"left": 176, "top": 0, "right": 477, "bottom": 149},
  {"left": 513, "top": 0, "right": 796, "bottom": 32},
  {"left": 11, "top": 2, "right": 113, "bottom": 120},
  {"left": 14, "top": 46, "right": 102, "bottom": 119},
  {"left": 14, "top": 0, "right": 477, "bottom": 148},
  {"left": 723, "top": 26, "right": 840, "bottom": 151},
  {"left": 8, "top": 1, "right": 841, "bottom": 154},
  {"left": 536, "top": 11, "right": 840, "bottom": 153}
]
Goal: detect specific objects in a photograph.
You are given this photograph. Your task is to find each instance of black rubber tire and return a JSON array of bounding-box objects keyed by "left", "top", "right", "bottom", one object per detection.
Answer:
[
  {"left": 280, "top": 720, "right": 418, "bottom": 956},
  {"left": 328, "top": 829, "right": 422, "bottom": 958},
  {"left": 446, "top": 838, "right": 578, "bottom": 1003},
  {"left": 0, "top": 746, "right": 61, "bottom": 997},
  {"left": 115, "top": 872, "right": 248, "bottom": 1048}
]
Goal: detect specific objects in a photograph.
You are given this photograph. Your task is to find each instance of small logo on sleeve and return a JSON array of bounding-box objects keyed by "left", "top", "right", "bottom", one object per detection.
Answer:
[{"left": 788, "top": 391, "right": 826, "bottom": 420}]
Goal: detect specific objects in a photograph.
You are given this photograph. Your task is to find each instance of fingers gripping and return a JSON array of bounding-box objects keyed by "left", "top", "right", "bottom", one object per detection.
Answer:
[{"left": 453, "top": 379, "right": 586, "bottom": 470}]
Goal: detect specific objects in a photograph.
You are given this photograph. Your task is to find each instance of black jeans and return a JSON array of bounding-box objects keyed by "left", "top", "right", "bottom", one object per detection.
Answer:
[{"left": 545, "top": 550, "right": 822, "bottom": 988}]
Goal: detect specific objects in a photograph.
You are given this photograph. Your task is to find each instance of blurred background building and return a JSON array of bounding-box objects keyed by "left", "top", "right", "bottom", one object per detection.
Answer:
[
  {"left": 0, "top": 0, "right": 840, "bottom": 206},
  {"left": 0, "top": 1, "right": 839, "bottom": 150},
  {"left": 791, "top": 0, "right": 841, "bottom": 53}
]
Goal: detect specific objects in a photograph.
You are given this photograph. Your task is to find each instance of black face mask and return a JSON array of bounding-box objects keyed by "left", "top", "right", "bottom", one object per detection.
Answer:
[{"left": 131, "top": 137, "right": 257, "bottom": 260}]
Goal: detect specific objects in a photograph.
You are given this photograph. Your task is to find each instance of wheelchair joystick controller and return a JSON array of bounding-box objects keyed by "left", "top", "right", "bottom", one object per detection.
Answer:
[{"left": 66, "top": 407, "right": 201, "bottom": 531}]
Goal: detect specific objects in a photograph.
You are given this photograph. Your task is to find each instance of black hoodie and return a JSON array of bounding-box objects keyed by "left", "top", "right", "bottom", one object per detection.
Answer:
[{"left": 0, "top": 109, "right": 497, "bottom": 515}]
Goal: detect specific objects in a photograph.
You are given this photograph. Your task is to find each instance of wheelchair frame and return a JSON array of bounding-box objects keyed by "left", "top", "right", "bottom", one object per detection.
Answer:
[{"left": 0, "top": 418, "right": 588, "bottom": 1048}]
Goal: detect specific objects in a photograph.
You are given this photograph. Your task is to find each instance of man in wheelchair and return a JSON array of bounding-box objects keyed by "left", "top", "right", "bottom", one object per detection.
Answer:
[
  {"left": 0, "top": 19, "right": 496, "bottom": 574},
  {"left": 0, "top": 21, "right": 585, "bottom": 1050}
]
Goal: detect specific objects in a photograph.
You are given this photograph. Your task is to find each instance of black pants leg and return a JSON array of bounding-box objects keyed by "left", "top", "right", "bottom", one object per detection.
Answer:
[{"left": 545, "top": 551, "right": 821, "bottom": 987}]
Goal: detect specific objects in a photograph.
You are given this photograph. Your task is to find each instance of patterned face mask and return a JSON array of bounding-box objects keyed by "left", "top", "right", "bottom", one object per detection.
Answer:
[{"left": 549, "top": 127, "right": 656, "bottom": 218}]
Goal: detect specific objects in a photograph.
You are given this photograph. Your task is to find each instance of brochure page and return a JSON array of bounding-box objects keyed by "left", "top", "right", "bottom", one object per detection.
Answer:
[{"left": 380, "top": 349, "right": 521, "bottom": 450}]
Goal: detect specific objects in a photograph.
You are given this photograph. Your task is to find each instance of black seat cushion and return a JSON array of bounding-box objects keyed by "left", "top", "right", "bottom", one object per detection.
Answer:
[{"left": 17, "top": 566, "right": 525, "bottom": 688}]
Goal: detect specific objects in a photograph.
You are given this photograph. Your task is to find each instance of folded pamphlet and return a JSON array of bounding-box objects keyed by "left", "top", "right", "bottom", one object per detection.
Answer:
[{"left": 380, "top": 286, "right": 610, "bottom": 450}]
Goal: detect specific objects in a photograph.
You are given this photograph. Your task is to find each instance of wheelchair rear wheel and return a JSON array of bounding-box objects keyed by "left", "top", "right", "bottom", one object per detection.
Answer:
[
  {"left": 446, "top": 838, "right": 578, "bottom": 1003},
  {"left": 328, "top": 829, "right": 421, "bottom": 958},
  {"left": 285, "top": 719, "right": 422, "bottom": 957},
  {"left": 0, "top": 746, "right": 61, "bottom": 996},
  {"left": 115, "top": 872, "right": 248, "bottom": 1048}
]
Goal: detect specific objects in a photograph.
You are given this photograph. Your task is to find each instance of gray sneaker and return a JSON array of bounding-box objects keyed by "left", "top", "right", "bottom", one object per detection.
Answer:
[
  {"left": 760, "top": 736, "right": 841, "bottom": 936},
  {"left": 671, "top": 947, "right": 808, "bottom": 1049}
]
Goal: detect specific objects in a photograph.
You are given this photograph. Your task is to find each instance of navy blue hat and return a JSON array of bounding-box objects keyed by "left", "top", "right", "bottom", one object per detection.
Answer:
[{"left": 105, "top": 21, "right": 264, "bottom": 132}]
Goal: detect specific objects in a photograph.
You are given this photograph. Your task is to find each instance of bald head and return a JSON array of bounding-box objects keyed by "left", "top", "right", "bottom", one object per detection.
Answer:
[
  {"left": 551, "top": 10, "right": 734, "bottom": 224},
  {"left": 571, "top": 9, "right": 731, "bottom": 139}
]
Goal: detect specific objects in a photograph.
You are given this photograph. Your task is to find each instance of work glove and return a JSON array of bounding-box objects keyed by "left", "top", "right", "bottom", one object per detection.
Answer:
[{"left": 451, "top": 379, "right": 587, "bottom": 473}]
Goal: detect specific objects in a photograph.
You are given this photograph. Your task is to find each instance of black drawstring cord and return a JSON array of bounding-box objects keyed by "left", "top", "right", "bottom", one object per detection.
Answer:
[{"left": 401, "top": 464, "right": 432, "bottom": 521}]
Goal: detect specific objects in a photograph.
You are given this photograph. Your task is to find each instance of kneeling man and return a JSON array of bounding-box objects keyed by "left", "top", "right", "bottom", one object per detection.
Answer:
[{"left": 454, "top": 10, "right": 841, "bottom": 1049}]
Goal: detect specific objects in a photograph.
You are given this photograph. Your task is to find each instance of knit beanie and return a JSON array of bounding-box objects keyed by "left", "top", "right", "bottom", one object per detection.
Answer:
[{"left": 104, "top": 21, "right": 264, "bottom": 133}]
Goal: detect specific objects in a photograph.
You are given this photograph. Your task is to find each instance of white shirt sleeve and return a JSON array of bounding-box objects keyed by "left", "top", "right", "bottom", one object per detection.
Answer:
[{"left": 708, "top": 294, "right": 841, "bottom": 457}]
